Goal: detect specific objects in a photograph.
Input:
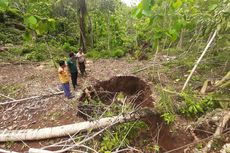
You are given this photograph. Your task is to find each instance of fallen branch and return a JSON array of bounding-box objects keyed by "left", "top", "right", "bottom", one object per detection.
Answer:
[
  {"left": 27, "top": 148, "right": 54, "bottom": 153},
  {"left": 0, "top": 93, "right": 15, "bottom": 100},
  {"left": 0, "top": 149, "right": 19, "bottom": 153},
  {"left": 201, "top": 111, "right": 230, "bottom": 153},
  {"left": 0, "top": 91, "right": 64, "bottom": 105},
  {"left": 29, "top": 114, "right": 131, "bottom": 153},
  {"left": 131, "top": 65, "right": 154, "bottom": 74},
  {"left": 215, "top": 71, "right": 230, "bottom": 88},
  {"left": 182, "top": 30, "right": 218, "bottom": 91},
  {"left": 0, "top": 109, "right": 156, "bottom": 142},
  {"left": 200, "top": 80, "right": 210, "bottom": 94}
]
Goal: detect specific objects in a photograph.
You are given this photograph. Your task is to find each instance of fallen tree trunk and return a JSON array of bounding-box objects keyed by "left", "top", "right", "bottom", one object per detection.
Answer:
[
  {"left": 28, "top": 148, "right": 54, "bottom": 153},
  {"left": 215, "top": 71, "right": 230, "bottom": 88},
  {"left": 201, "top": 111, "right": 230, "bottom": 153},
  {"left": 0, "top": 91, "right": 64, "bottom": 105},
  {"left": 0, "top": 109, "right": 157, "bottom": 142},
  {"left": 0, "top": 149, "right": 19, "bottom": 153}
]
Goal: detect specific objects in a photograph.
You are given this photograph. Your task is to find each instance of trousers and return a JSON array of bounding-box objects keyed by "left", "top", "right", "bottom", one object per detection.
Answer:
[
  {"left": 71, "top": 71, "right": 78, "bottom": 89},
  {"left": 62, "top": 82, "right": 71, "bottom": 98}
]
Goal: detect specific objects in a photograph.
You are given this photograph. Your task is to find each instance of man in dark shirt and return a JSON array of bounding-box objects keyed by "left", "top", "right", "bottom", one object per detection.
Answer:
[{"left": 67, "top": 52, "right": 78, "bottom": 90}]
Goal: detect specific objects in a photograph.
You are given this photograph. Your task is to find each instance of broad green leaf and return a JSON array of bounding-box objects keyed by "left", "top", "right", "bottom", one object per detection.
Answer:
[
  {"left": 25, "top": 16, "right": 38, "bottom": 29},
  {"left": 28, "top": 16, "right": 37, "bottom": 25},
  {"left": 142, "top": 9, "right": 152, "bottom": 17},
  {"left": 208, "top": 4, "right": 218, "bottom": 11},
  {"left": 132, "top": 8, "right": 143, "bottom": 18},
  {"left": 173, "top": 0, "right": 182, "bottom": 9}
]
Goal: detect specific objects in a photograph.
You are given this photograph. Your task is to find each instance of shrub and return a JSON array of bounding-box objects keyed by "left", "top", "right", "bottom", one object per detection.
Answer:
[
  {"left": 179, "top": 92, "right": 219, "bottom": 117},
  {"left": 86, "top": 50, "right": 101, "bottom": 59},
  {"left": 63, "top": 42, "right": 77, "bottom": 52},
  {"left": 99, "top": 121, "right": 147, "bottom": 152},
  {"left": 25, "top": 52, "right": 45, "bottom": 61},
  {"left": 87, "top": 49, "right": 125, "bottom": 59},
  {"left": 110, "top": 49, "right": 125, "bottom": 58}
]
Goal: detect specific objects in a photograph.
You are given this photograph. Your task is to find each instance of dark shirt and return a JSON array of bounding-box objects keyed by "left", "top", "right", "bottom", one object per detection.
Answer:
[{"left": 67, "top": 58, "right": 77, "bottom": 73}]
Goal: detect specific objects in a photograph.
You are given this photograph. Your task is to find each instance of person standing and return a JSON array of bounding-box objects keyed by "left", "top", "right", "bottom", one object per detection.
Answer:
[
  {"left": 58, "top": 60, "right": 73, "bottom": 99},
  {"left": 67, "top": 52, "right": 78, "bottom": 90},
  {"left": 76, "top": 48, "right": 86, "bottom": 76}
]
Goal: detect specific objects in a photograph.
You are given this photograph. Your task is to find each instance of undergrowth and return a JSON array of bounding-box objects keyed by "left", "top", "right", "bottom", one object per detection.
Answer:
[
  {"left": 86, "top": 49, "right": 126, "bottom": 59},
  {"left": 99, "top": 121, "right": 147, "bottom": 152},
  {"left": 179, "top": 92, "right": 220, "bottom": 118}
]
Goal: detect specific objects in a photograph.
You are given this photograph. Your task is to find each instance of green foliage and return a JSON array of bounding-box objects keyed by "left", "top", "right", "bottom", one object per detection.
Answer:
[
  {"left": 87, "top": 49, "right": 125, "bottom": 59},
  {"left": 86, "top": 50, "right": 102, "bottom": 59},
  {"left": 196, "top": 143, "right": 203, "bottom": 150},
  {"left": 156, "top": 87, "right": 176, "bottom": 114},
  {"left": 161, "top": 112, "right": 176, "bottom": 124},
  {"left": 25, "top": 51, "right": 45, "bottom": 61},
  {"left": 100, "top": 121, "right": 147, "bottom": 152},
  {"left": 153, "top": 145, "right": 160, "bottom": 153},
  {"left": 155, "top": 87, "right": 177, "bottom": 124},
  {"left": 0, "top": 0, "right": 9, "bottom": 11},
  {"left": 179, "top": 92, "right": 219, "bottom": 117},
  {"left": 23, "top": 43, "right": 47, "bottom": 61},
  {"left": 0, "top": 25, "right": 23, "bottom": 44},
  {"left": 0, "top": 0, "right": 229, "bottom": 67},
  {"left": 63, "top": 42, "right": 77, "bottom": 52}
]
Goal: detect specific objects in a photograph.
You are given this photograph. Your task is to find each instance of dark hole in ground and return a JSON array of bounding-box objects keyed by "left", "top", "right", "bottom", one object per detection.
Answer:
[
  {"left": 77, "top": 76, "right": 194, "bottom": 152},
  {"left": 78, "top": 76, "right": 154, "bottom": 120},
  {"left": 79, "top": 76, "right": 154, "bottom": 105}
]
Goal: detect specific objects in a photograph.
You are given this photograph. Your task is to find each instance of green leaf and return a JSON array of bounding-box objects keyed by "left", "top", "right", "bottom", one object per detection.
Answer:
[
  {"left": 208, "top": 4, "right": 218, "bottom": 11},
  {"left": 23, "top": 31, "right": 32, "bottom": 41},
  {"left": 166, "top": 29, "right": 178, "bottom": 41},
  {"left": 196, "top": 105, "right": 203, "bottom": 113},
  {"left": 153, "top": 31, "right": 162, "bottom": 40},
  {"left": 35, "top": 21, "right": 48, "bottom": 35},
  {"left": 142, "top": 9, "right": 152, "bottom": 17},
  {"left": 28, "top": 16, "right": 37, "bottom": 25},
  {"left": 142, "top": 0, "right": 152, "bottom": 10},
  {"left": 0, "top": 0, "right": 9, "bottom": 10},
  {"left": 25, "top": 16, "right": 38, "bottom": 29},
  {"left": 132, "top": 8, "right": 143, "bottom": 18},
  {"left": 173, "top": 0, "right": 182, "bottom": 9}
]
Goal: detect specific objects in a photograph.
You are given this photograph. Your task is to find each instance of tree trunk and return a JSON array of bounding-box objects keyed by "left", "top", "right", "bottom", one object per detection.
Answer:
[
  {"left": 177, "top": 29, "right": 184, "bottom": 49},
  {"left": 88, "top": 15, "right": 94, "bottom": 48},
  {"left": 107, "top": 12, "right": 110, "bottom": 51},
  {"left": 78, "top": 0, "right": 87, "bottom": 52},
  {"left": 0, "top": 109, "right": 156, "bottom": 142},
  {"left": 215, "top": 71, "right": 230, "bottom": 88}
]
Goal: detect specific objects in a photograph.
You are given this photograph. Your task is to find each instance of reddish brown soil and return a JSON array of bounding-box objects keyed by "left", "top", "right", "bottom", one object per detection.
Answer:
[
  {"left": 79, "top": 75, "right": 194, "bottom": 152},
  {"left": 0, "top": 59, "right": 194, "bottom": 152}
]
